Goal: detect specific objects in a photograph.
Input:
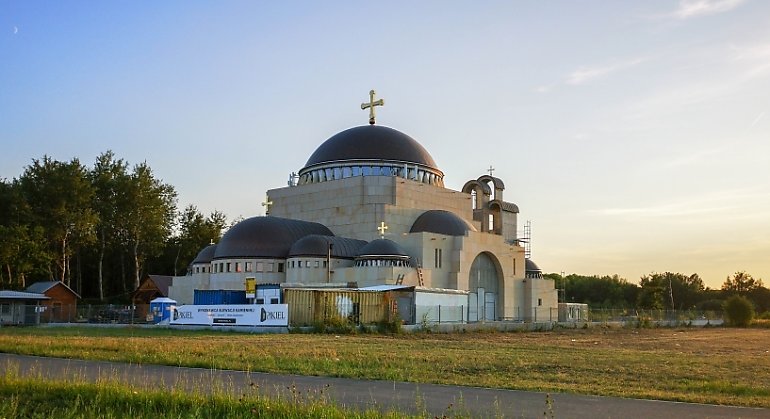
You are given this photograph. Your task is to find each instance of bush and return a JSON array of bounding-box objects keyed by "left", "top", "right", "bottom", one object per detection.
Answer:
[
  {"left": 311, "top": 316, "right": 357, "bottom": 334},
  {"left": 723, "top": 295, "right": 755, "bottom": 327}
]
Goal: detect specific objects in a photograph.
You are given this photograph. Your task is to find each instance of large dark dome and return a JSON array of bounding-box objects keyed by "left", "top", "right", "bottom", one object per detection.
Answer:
[
  {"left": 303, "top": 125, "right": 440, "bottom": 170},
  {"left": 214, "top": 216, "right": 333, "bottom": 259},
  {"left": 410, "top": 210, "right": 477, "bottom": 236}
]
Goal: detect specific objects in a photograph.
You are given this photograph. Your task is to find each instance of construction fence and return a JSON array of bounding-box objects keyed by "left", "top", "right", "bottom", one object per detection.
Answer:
[{"left": 1, "top": 303, "right": 724, "bottom": 327}]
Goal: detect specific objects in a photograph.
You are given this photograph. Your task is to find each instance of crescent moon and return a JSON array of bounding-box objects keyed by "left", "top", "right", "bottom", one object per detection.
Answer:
[{"left": 13, "top": 26, "right": 18, "bottom": 34}]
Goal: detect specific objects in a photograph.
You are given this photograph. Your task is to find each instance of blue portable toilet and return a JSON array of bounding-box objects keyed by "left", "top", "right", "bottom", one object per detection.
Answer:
[{"left": 150, "top": 297, "right": 176, "bottom": 324}]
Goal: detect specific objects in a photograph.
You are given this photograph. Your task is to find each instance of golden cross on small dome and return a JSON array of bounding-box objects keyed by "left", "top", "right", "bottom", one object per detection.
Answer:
[
  {"left": 377, "top": 221, "right": 389, "bottom": 239},
  {"left": 361, "top": 89, "right": 384, "bottom": 125}
]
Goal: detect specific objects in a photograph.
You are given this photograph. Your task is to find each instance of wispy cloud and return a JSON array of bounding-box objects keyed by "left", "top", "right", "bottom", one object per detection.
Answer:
[
  {"left": 566, "top": 57, "right": 648, "bottom": 85},
  {"left": 594, "top": 203, "right": 735, "bottom": 218},
  {"left": 749, "top": 112, "right": 765, "bottom": 128},
  {"left": 663, "top": 146, "right": 725, "bottom": 168},
  {"left": 730, "top": 43, "right": 770, "bottom": 79},
  {"left": 591, "top": 188, "right": 767, "bottom": 219},
  {"left": 668, "top": 0, "right": 746, "bottom": 19}
]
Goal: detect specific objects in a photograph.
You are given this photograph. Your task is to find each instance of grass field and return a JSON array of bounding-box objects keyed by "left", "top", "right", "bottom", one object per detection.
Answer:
[
  {"left": 1, "top": 325, "right": 769, "bottom": 408},
  {"left": 0, "top": 371, "right": 412, "bottom": 418}
]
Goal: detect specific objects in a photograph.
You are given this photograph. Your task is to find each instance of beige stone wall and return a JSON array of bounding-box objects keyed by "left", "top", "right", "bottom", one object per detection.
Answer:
[
  {"left": 168, "top": 274, "right": 209, "bottom": 305},
  {"left": 268, "top": 176, "right": 478, "bottom": 242},
  {"left": 520, "top": 277, "right": 558, "bottom": 321}
]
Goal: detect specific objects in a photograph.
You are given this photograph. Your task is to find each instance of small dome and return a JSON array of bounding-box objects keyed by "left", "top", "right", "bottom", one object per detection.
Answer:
[
  {"left": 214, "top": 216, "right": 333, "bottom": 259},
  {"left": 357, "top": 239, "right": 410, "bottom": 258},
  {"left": 525, "top": 259, "right": 543, "bottom": 279},
  {"left": 410, "top": 210, "right": 477, "bottom": 236},
  {"left": 192, "top": 244, "right": 217, "bottom": 264},
  {"left": 303, "top": 125, "right": 440, "bottom": 171},
  {"left": 288, "top": 235, "right": 368, "bottom": 259}
]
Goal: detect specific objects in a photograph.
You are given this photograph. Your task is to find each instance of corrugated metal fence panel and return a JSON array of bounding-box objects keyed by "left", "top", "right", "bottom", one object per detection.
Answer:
[
  {"left": 283, "top": 289, "right": 391, "bottom": 326},
  {"left": 284, "top": 289, "right": 316, "bottom": 326},
  {"left": 193, "top": 290, "right": 247, "bottom": 305}
]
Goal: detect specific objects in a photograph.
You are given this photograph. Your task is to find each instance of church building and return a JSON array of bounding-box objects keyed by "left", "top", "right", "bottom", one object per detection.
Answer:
[{"left": 169, "top": 91, "right": 557, "bottom": 322}]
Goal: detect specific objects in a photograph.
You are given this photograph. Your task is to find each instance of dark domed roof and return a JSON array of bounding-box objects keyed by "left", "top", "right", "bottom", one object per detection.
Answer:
[
  {"left": 410, "top": 210, "right": 477, "bottom": 236},
  {"left": 357, "top": 239, "right": 410, "bottom": 258},
  {"left": 303, "top": 125, "right": 440, "bottom": 170},
  {"left": 525, "top": 259, "right": 541, "bottom": 272},
  {"left": 192, "top": 244, "right": 217, "bottom": 264},
  {"left": 288, "top": 235, "right": 368, "bottom": 259},
  {"left": 214, "top": 216, "right": 333, "bottom": 259},
  {"left": 525, "top": 259, "right": 543, "bottom": 279}
]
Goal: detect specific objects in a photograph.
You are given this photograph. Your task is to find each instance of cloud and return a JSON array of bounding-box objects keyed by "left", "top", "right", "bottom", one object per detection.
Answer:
[
  {"left": 668, "top": 0, "right": 745, "bottom": 19},
  {"left": 591, "top": 188, "right": 767, "bottom": 219},
  {"left": 663, "top": 146, "right": 725, "bottom": 168},
  {"left": 566, "top": 57, "right": 647, "bottom": 85},
  {"left": 749, "top": 112, "right": 765, "bottom": 128},
  {"left": 730, "top": 43, "right": 770, "bottom": 79},
  {"left": 594, "top": 203, "right": 736, "bottom": 218}
]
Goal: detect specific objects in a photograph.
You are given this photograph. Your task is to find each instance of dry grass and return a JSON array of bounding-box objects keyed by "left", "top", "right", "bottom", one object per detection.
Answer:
[{"left": 1, "top": 326, "right": 769, "bottom": 407}]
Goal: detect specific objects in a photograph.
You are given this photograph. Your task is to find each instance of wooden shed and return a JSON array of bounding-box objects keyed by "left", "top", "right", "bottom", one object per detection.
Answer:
[
  {"left": 132, "top": 275, "right": 173, "bottom": 320},
  {"left": 25, "top": 281, "right": 80, "bottom": 323}
]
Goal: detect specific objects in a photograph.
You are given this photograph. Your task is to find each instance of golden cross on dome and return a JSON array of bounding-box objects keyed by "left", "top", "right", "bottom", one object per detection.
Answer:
[
  {"left": 377, "top": 221, "right": 389, "bottom": 239},
  {"left": 361, "top": 89, "right": 384, "bottom": 125},
  {"left": 261, "top": 195, "right": 273, "bottom": 214}
]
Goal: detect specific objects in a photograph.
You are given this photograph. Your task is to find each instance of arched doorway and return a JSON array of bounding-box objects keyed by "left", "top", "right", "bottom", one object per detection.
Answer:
[{"left": 468, "top": 252, "right": 501, "bottom": 321}]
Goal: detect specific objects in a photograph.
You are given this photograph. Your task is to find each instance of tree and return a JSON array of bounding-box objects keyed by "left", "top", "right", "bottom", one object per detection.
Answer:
[
  {"left": 722, "top": 271, "right": 764, "bottom": 294},
  {"left": 120, "top": 162, "right": 177, "bottom": 290},
  {"left": 551, "top": 273, "right": 638, "bottom": 308},
  {"left": 175, "top": 206, "right": 226, "bottom": 275},
  {"left": 637, "top": 272, "right": 704, "bottom": 310},
  {"left": 17, "top": 157, "right": 97, "bottom": 288},
  {"left": 722, "top": 272, "right": 769, "bottom": 314},
  {"left": 0, "top": 224, "right": 52, "bottom": 288},
  {"left": 90, "top": 151, "right": 129, "bottom": 301},
  {"left": 723, "top": 295, "right": 755, "bottom": 327}
]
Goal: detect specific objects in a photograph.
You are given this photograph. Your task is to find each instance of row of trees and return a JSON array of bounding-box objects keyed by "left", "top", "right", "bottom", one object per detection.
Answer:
[
  {"left": 545, "top": 271, "right": 769, "bottom": 313},
  {"left": 0, "top": 152, "right": 228, "bottom": 301}
]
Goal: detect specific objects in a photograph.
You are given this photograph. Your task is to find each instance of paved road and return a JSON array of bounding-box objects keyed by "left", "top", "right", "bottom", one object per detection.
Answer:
[{"left": 1, "top": 353, "right": 767, "bottom": 418}]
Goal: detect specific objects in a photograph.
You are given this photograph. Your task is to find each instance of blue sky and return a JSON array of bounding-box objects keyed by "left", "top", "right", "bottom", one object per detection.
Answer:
[{"left": 2, "top": 1, "right": 769, "bottom": 288}]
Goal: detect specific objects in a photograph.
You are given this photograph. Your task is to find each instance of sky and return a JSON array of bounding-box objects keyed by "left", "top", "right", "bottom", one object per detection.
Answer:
[{"left": 1, "top": 1, "right": 769, "bottom": 289}]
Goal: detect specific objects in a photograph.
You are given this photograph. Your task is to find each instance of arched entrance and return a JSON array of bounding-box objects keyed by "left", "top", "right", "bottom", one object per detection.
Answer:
[{"left": 468, "top": 252, "right": 501, "bottom": 321}]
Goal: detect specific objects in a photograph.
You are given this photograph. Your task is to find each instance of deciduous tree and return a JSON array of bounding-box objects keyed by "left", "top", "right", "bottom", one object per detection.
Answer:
[
  {"left": 121, "top": 162, "right": 177, "bottom": 290},
  {"left": 17, "top": 157, "right": 97, "bottom": 288}
]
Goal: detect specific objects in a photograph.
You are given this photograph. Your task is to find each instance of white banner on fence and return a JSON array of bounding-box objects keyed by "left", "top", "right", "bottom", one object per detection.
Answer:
[{"left": 170, "top": 304, "right": 288, "bottom": 326}]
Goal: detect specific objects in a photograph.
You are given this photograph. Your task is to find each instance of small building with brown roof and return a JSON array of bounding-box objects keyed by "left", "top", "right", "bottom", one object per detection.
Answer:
[
  {"left": 132, "top": 275, "right": 173, "bottom": 320},
  {"left": 25, "top": 281, "right": 80, "bottom": 323}
]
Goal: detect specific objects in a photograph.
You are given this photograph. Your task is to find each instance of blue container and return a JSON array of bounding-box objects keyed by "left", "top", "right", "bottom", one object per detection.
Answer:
[
  {"left": 149, "top": 297, "right": 176, "bottom": 324},
  {"left": 193, "top": 289, "right": 247, "bottom": 305}
]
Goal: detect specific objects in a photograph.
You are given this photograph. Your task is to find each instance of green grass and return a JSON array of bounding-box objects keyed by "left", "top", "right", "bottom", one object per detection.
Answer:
[
  {"left": 1, "top": 326, "right": 769, "bottom": 408},
  {"left": 0, "top": 369, "right": 414, "bottom": 418}
]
